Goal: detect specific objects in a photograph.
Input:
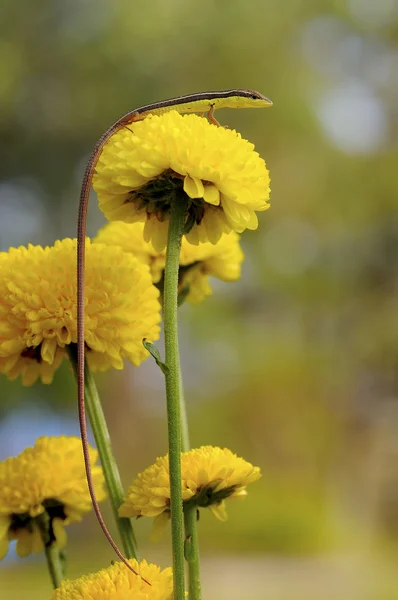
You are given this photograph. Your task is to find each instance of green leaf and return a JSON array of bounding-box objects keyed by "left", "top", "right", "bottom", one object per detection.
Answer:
[{"left": 142, "top": 339, "right": 168, "bottom": 375}]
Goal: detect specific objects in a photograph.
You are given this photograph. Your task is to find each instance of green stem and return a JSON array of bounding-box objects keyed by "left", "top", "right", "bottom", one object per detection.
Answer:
[
  {"left": 36, "top": 513, "right": 64, "bottom": 589},
  {"left": 44, "top": 544, "right": 64, "bottom": 589},
  {"left": 163, "top": 196, "right": 186, "bottom": 600},
  {"left": 179, "top": 369, "right": 201, "bottom": 599},
  {"left": 68, "top": 346, "right": 140, "bottom": 560},
  {"left": 183, "top": 506, "right": 201, "bottom": 600}
]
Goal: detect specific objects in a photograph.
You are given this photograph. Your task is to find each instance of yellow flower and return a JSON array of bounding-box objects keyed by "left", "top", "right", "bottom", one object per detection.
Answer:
[
  {"left": 94, "top": 222, "right": 166, "bottom": 284},
  {"left": 93, "top": 111, "right": 270, "bottom": 251},
  {"left": 0, "top": 238, "right": 161, "bottom": 385},
  {"left": 94, "top": 221, "right": 244, "bottom": 304},
  {"left": 52, "top": 559, "right": 173, "bottom": 600},
  {"left": 119, "top": 446, "right": 261, "bottom": 529},
  {"left": 0, "top": 436, "right": 105, "bottom": 560}
]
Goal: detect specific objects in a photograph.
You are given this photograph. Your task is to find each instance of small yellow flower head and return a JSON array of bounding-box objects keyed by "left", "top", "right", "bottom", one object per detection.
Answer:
[
  {"left": 94, "top": 221, "right": 244, "bottom": 304},
  {"left": 93, "top": 111, "right": 270, "bottom": 251},
  {"left": 52, "top": 559, "right": 173, "bottom": 600},
  {"left": 0, "top": 436, "right": 105, "bottom": 560},
  {"left": 119, "top": 446, "right": 261, "bottom": 529},
  {"left": 0, "top": 238, "right": 161, "bottom": 385}
]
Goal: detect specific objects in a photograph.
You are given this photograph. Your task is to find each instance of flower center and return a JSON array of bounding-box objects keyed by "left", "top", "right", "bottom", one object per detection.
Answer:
[
  {"left": 9, "top": 499, "right": 67, "bottom": 539},
  {"left": 20, "top": 345, "right": 43, "bottom": 363},
  {"left": 124, "top": 170, "right": 210, "bottom": 229},
  {"left": 43, "top": 498, "right": 68, "bottom": 521},
  {"left": 185, "top": 482, "right": 239, "bottom": 509}
]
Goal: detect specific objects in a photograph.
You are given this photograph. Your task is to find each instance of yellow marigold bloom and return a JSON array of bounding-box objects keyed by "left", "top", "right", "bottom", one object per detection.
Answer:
[
  {"left": 92, "top": 111, "right": 270, "bottom": 251},
  {"left": 94, "top": 221, "right": 244, "bottom": 304},
  {"left": 0, "top": 436, "right": 105, "bottom": 560},
  {"left": 119, "top": 446, "right": 261, "bottom": 529},
  {"left": 52, "top": 559, "right": 173, "bottom": 600},
  {"left": 0, "top": 238, "right": 161, "bottom": 385}
]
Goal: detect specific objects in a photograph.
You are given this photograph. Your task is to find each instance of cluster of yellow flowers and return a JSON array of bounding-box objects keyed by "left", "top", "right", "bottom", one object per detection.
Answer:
[
  {"left": 1, "top": 437, "right": 260, "bottom": 598},
  {"left": 1, "top": 109, "right": 269, "bottom": 598},
  {"left": 0, "top": 110, "right": 269, "bottom": 387},
  {"left": 50, "top": 438, "right": 262, "bottom": 599}
]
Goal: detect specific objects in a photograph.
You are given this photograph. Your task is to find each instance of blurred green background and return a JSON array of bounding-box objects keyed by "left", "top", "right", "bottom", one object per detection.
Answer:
[{"left": 1, "top": 0, "right": 398, "bottom": 598}]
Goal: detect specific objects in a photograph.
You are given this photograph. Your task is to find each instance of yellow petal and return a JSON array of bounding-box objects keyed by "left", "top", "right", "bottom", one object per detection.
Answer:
[
  {"left": 41, "top": 337, "right": 58, "bottom": 364},
  {"left": 53, "top": 518, "right": 68, "bottom": 548},
  {"left": 0, "top": 516, "right": 10, "bottom": 539},
  {"left": 209, "top": 501, "right": 228, "bottom": 521},
  {"left": 203, "top": 185, "right": 220, "bottom": 206},
  {"left": 15, "top": 529, "right": 34, "bottom": 557},
  {"left": 0, "top": 538, "right": 9, "bottom": 560},
  {"left": 184, "top": 175, "right": 204, "bottom": 199},
  {"left": 150, "top": 512, "right": 170, "bottom": 542},
  {"left": 31, "top": 526, "right": 45, "bottom": 554},
  {"left": 0, "top": 517, "right": 10, "bottom": 560}
]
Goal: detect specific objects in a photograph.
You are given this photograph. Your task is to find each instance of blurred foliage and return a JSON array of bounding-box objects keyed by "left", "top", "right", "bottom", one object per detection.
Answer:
[{"left": 1, "top": 0, "right": 398, "bottom": 598}]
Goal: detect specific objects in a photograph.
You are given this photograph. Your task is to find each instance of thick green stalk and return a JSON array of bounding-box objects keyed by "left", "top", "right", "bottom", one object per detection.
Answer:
[
  {"left": 183, "top": 506, "right": 201, "bottom": 600},
  {"left": 68, "top": 346, "right": 139, "bottom": 560},
  {"left": 36, "top": 513, "right": 64, "bottom": 589},
  {"left": 163, "top": 197, "right": 186, "bottom": 600}
]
